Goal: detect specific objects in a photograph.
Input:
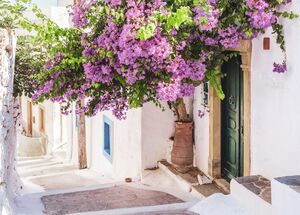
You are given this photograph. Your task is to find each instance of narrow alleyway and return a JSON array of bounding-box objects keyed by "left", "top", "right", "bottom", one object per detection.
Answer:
[{"left": 15, "top": 156, "right": 199, "bottom": 215}]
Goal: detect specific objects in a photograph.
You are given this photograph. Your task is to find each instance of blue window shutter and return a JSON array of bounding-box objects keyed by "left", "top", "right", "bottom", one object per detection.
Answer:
[
  {"left": 103, "top": 116, "right": 113, "bottom": 162},
  {"left": 104, "top": 122, "right": 110, "bottom": 155}
]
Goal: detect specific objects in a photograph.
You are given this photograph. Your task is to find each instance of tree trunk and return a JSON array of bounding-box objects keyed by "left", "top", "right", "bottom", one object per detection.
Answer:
[
  {"left": 176, "top": 99, "right": 189, "bottom": 122},
  {"left": 73, "top": 0, "right": 87, "bottom": 169},
  {"left": 0, "top": 28, "right": 21, "bottom": 214},
  {"left": 78, "top": 99, "right": 87, "bottom": 169}
]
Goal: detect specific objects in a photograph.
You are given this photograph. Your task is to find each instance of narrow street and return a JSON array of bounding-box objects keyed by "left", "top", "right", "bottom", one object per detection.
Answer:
[{"left": 15, "top": 156, "right": 199, "bottom": 214}]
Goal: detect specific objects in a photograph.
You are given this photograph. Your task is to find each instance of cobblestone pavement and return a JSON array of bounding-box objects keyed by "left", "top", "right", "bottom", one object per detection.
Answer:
[{"left": 42, "top": 185, "right": 185, "bottom": 215}]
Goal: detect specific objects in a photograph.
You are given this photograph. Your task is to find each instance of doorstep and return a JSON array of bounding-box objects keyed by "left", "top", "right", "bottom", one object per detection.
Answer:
[{"left": 158, "top": 160, "right": 228, "bottom": 199}]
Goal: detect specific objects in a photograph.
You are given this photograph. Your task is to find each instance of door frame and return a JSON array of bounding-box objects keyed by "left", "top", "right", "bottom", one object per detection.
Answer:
[
  {"left": 38, "top": 105, "right": 46, "bottom": 135},
  {"left": 27, "top": 100, "right": 33, "bottom": 137},
  {"left": 208, "top": 40, "right": 252, "bottom": 178}
]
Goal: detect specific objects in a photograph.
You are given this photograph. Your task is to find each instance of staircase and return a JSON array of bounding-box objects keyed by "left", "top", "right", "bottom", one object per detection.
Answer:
[
  {"left": 17, "top": 156, "right": 77, "bottom": 178},
  {"left": 189, "top": 175, "right": 300, "bottom": 215}
]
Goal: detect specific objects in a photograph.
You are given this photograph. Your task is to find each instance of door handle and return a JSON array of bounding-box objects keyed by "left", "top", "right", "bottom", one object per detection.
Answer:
[{"left": 229, "top": 95, "right": 235, "bottom": 105}]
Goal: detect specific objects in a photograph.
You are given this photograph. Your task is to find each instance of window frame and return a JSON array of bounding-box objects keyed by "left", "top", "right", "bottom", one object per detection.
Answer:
[{"left": 103, "top": 115, "right": 113, "bottom": 162}]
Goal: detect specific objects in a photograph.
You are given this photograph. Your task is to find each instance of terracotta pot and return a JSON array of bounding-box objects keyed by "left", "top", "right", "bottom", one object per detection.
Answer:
[{"left": 171, "top": 121, "right": 194, "bottom": 166}]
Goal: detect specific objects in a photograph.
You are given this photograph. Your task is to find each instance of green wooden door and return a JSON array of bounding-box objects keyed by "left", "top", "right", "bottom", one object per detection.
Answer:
[{"left": 221, "top": 55, "right": 244, "bottom": 181}]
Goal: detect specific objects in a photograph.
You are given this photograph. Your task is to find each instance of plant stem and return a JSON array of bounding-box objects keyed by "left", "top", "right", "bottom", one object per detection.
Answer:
[{"left": 175, "top": 98, "right": 189, "bottom": 122}]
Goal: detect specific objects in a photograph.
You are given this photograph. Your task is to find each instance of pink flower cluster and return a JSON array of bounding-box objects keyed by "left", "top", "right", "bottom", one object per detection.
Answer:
[
  {"left": 193, "top": 1, "right": 220, "bottom": 32},
  {"left": 246, "top": 0, "right": 276, "bottom": 29},
  {"left": 33, "top": 0, "right": 294, "bottom": 119}
]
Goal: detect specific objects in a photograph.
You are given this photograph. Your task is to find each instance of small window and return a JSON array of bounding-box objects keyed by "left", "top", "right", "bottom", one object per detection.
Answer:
[{"left": 103, "top": 116, "right": 113, "bottom": 162}]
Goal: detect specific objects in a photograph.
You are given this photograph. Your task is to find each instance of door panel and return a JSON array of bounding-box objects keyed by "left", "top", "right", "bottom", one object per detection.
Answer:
[{"left": 221, "top": 55, "right": 243, "bottom": 181}]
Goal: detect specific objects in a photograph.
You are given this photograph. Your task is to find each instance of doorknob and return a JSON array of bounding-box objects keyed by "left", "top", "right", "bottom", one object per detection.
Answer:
[{"left": 229, "top": 95, "right": 235, "bottom": 105}]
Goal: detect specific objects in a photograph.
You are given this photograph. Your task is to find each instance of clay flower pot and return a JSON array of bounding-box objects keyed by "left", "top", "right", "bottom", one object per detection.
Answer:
[{"left": 171, "top": 121, "right": 194, "bottom": 166}]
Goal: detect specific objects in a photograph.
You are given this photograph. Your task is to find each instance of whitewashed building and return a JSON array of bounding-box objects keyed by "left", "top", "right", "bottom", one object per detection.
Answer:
[
  {"left": 19, "top": 0, "right": 300, "bottom": 181},
  {"left": 18, "top": 1, "right": 300, "bottom": 214}
]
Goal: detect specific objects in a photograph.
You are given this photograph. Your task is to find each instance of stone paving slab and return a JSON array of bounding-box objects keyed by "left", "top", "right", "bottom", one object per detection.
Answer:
[
  {"left": 236, "top": 175, "right": 271, "bottom": 203},
  {"left": 275, "top": 175, "right": 300, "bottom": 193},
  {"left": 42, "top": 185, "right": 184, "bottom": 215},
  {"left": 159, "top": 160, "right": 226, "bottom": 197},
  {"left": 192, "top": 183, "right": 226, "bottom": 197}
]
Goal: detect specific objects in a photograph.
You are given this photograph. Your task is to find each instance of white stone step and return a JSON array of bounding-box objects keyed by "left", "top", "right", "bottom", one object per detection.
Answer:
[
  {"left": 271, "top": 176, "right": 300, "bottom": 215},
  {"left": 189, "top": 193, "right": 248, "bottom": 215},
  {"left": 18, "top": 158, "right": 58, "bottom": 167},
  {"left": 231, "top": 176, "right": 272, "bottom": 215},
  {"left": 18, "top": 160, "right": 63, "bottom": 170},
  {"left": 52, "top": 149, "right": 67, "bottom": 161},
  {"left": 71, "top": 201, "right": 196, "bottom": 215},
  {"left": 17, "top": 155, "right": 50, "bottom": 162},
  {"left": 19, "top": 163, "right": 78, "bottom": 177}
]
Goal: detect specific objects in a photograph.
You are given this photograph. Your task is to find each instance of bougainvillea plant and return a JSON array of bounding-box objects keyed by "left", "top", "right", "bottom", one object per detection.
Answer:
[{"left": 24, "top": 0, "right": 297, "bottom": 120}]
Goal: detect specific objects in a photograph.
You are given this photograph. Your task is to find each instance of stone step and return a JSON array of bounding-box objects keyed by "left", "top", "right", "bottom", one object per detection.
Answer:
[
  {"left": 69, "top": 201, "right": 197, "bottom": 215},
  {"left": 189, "top": 193, "right": 249, "bottom": 215},
  {"left": 19, "top": 163, "right": 78, "bottom": 178},
  {"left": 18, "top": 160, "right": 63, "bottom": 170},
  {"left": 52, "top": 149, "right": 67, "bottom": 161},
  {"left": 231, "top": 175, "right": 272, "bottom": 215},
  {"left": 17, "top": 155, "right": 50, "bottom": 162},
  {"left": 271, "top": 175, "right": 300, "bottom": 215},
  {"left": 158, "top": 160, "right": 227, "bottom": 199},
  {"left": 17, "top": 158, "right": 58, "bottom": 167},
  {"left": 214, "top": 179, "right": 230, "bottom": 194}
]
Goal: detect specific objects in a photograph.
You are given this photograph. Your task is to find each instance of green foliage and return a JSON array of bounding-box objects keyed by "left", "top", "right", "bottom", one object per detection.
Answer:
[
  {"left": 0, "top": 0, "right": 30, "bottom": 29},
  {"left": 136, "top": 20, "right": 157, "bottom": 40},
  {"left": 14, "top": 36, "right": 45, "bottom": 97},
  {"left": 206, "top": 69, "right": 225, "bottom": 100},
  {"left": 166, "top": 6, "right": 193, "bottom": 31}
]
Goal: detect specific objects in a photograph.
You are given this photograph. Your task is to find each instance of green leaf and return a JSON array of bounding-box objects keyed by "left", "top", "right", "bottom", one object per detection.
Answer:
[
  {"left": 166, "top": 6, "right": 192, "bottom": 31},
  {"left": 206, "top": 69, "right": 225, "bottom": 100},
  {"left": 136, "top": 21, "right": 157, "bottom": 40}
]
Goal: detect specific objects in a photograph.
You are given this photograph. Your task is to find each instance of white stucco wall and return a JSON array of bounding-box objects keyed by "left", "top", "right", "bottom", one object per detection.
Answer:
[
  {"left": 20, "top": 97, "right": 72, "bottom": 157},
  {"left": 86, "top": 109, "right": 142, "bottom": 181},
  {"left": 250, "top": 2, "right": 300, "bottom": 179},
  {"left": 141, "top": 102, "right": 175, "bottom": 169},
  {"left": 85, "top": 102, "right": 175, "bottom": 180},
  {"left": 193, "top": 86, "right": 210, "bottom": 175}
]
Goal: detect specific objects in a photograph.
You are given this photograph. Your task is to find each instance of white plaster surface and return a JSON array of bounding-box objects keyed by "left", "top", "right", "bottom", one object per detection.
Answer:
[
  {"left": 271, "top": 178, "right": 300, "bottom": 215},
  {"left": 193, "top": 85, "right": 210, "bottom": 175},
  {"left": 85, "top": 101, "right": 175, "bottom": 181},
  {"left": 189, "top": 193, "right": 248, "bottom": 215},
  {"left": 141, "top": 102, "right": 175, "bottom": 169},
  {"left": 86, "top": 109, "right": 142, "bottom": 181},
  {"left": 250, "top": 2, "right": 300, "bottom": 179},
  {"left": 20, "top": 98, "right": 69, "bottom": 158},
  {"left": 230, "top": 179, "right": 271, "bottom": 215}
]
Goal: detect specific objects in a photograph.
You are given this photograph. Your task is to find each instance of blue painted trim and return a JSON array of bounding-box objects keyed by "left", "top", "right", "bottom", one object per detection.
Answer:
[{"left": 103, "top": 115, "right": 113, "bottom": 162}]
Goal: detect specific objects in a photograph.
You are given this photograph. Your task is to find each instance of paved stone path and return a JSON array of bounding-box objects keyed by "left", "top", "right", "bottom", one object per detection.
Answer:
[
  {"left": 42, "top": 185, "right": 185, "bottom": 215},
  {"left": 235, "top": 175, "right": 271, "bottom": 203}
]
